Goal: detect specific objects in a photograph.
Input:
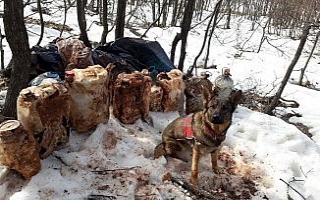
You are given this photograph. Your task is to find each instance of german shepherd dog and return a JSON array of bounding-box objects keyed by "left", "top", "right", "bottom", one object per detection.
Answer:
[{"left": 154, "top": 86, "right": 242, "bottom": 185}]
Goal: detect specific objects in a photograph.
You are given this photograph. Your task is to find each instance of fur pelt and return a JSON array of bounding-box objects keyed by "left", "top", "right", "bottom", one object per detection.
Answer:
[
  {"left": 65, "top": 65, "right": 113, "bottom": 133},
  {"left": 0, "top": 120, "right": 41, "bottom": 179},
  {"left": 112, "top": 71, "right": 151, "bottom": 124},
  {"left": 185, "top": 76, "right": 213, "bottom": 114},
  {"left": 17, "top": 82, "right": 70, "bottom": 159},
  {"left": 157, "top": 69, "right": 185, "bottom": 113},
  {"left": 149, "top": 84, "right": 163, "bottom": 112},
  {"left": 56, "top": 38, "right": 93, "bottom": 69}
]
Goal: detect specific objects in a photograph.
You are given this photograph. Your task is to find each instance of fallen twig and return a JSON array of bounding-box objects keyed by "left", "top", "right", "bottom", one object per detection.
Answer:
[
  {"left": 87, "top": 194, "right": 116, "bottom": 200},
  {"left": 280, "top": 178, "right": 306, "bottom": 200},
  {"left": 171, "top": 177, "right": 227, "bottom": 200},
  {"left": 92, "top": 166, "right": 141, "bottom": 175},
  {"left": 53, "top": 154, "right": 68, "bottom": 166}
]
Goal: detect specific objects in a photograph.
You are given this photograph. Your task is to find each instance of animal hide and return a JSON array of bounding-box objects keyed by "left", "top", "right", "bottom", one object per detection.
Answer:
[
  {"left": 0, "top": 120, "right": 41, "bottom": 179},
  {"left": 157, "top": 69, "right": 185, "bottom": 113},
  {"left": 185, "top": 76, "right": 213, "bottom": 114},
  {"left": 65, "top": 65, "right": 113, "bottom": 133},
  {"left": 113, "top": 71, "right": 151, "bottom": 124},
  {"left": 149, "top": 84, "right": 163, "bottom": 112},
  {"left": 56, "top": 38, "right": 94, "bottom": 69},
  {"left": 17, "top": 82, "right": 71, "bottom": 159}
]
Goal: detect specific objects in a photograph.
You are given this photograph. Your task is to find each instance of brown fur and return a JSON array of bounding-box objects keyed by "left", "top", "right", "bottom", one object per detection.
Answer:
[
  {"left": 56, "top": 38, "right": 93, "bottom": 69},
  {"left": 0, "top": 120, "right": 41, "bottom": 179},
  {"left": 17, "top": 83, "right": 71, "bottom": 159},
  {"left": 185, "top": 76, "right": 213, "bottom": 114},
  {"left": 112, "top": 71, "right": 151, "bottom": 124},
  {"left": 154, "top": 87, "right": 242, "bottom": 185},
  {"left": 66, "top": 65, "right": 113, "bottom": 132},
  {"left": 157, "top": 69, "right": 185, "bottom": 113}
]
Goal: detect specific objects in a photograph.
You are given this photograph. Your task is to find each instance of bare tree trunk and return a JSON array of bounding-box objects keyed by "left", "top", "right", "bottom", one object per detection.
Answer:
[
  {"left": 0, "top": 28, "right": 4, "bottom": 70},
  {"left": 224, "top": 0, "right": 231, "bottom": 29},
  {"left": 141, "top": 0, "right": 168, "bottom": 38},
  {"left": 2, "top": 0, "right": 33, "bottom": 118},
  {"left": 151, "top": 0, "right": 156, "bottom": 22},
  {"left": 60, "top": 0, "right": 68, "bottom": 37},
  {"left": 36, "top": 0, "right": 44, "bottom": 46},
  {"left": 203, "top": 0, "right": 222, "bottom": 68},
  {"left": 115, "top": 0, "right": 126, "bottom": 39},
  {"left": 170, "top": 0, "right": 178, "bottom": 26},
  {"left": 77, "top": 0, "right": 91, "bottom": 47},
  {"left": 161, "top": 1, "right": 168, "bottom": 27},
  {"left": 188, "top": 11, "right": 215, "bottom": 76},
  {"left": 187, "top": 0, "right": 222, "bottom": 76},
  {"left": 100, "top": 0, "right": 109, "bottom": 44},
  {"left": 299, "top": 31, "right": 320, "bottom": 85},
  {"left": 170, "top": 0, "right": 195, "bottom": 71},
  {"left": 264, "top": 25, "right": 311, "bottom": 115}
]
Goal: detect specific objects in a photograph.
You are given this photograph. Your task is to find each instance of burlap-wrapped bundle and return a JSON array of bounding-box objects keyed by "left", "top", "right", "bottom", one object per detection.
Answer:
[
  {"left": 56, "top": 38, "right": 93, "bottom": 69},
  {"left": 17, "top": 82, "right": 71, "bottom": 159},
  {"left": 65, "top": 64, "right": 113, "bottom": 132},
  {"left": 149, "top": 84, "right": 163, "bottom": 112},
  {"left": 113, "top": 71, "right": 151, "bottom": 124},
  {"left": 157, "top": 69, "right": 185, "bottom": 113},
  {"left": 185, "top": 75, "right": 213, "bottom": 114},
  {"left": 0, "top": 120, "right": 41, "bottom": 179}
]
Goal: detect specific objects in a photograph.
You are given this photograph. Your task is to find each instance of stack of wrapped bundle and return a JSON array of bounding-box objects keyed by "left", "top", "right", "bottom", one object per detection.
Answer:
[
  {"left": 65, "top": 64, "right": 113, "bottom": 133},
  {"left": 113, "top": 70, "right": 151, "bottom": 124},
  {"left": 0, "top": 120, "right": 41, "bottom": 179},
  {"left": 17, "top": 78, "right": 71, "bottom": 159}
]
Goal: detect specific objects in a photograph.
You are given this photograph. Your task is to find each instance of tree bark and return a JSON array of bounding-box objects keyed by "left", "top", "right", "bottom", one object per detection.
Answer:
[
  {"left": 170, "top": 0, "right": 195, "bottom": 71},
  {"left": 60, "top": 0, "right": 68, "bottom": 37},
  {"left": 0, "top": 28, "right": 4, "bottom": 70},
  {"left": 299, "top": 31, "right": 320, "bottom": 85},
  {"left": 115, "top": 0, "right": 126, "bottom": 39},
  {"left": 100, "top": 0, "right": 109, "bottom": 44},
  {"left": 264, "top": 25, "right": 311, "bottom": 115},
  {"left": 2, "top": 0, "right": 33, "bottom": 118},
  {"left": 203, "top": 0, "right": 222, "bottom": 68},
  {"left": 36, "top": 0, "right": 44, "bottom": 46},
  {"left": 77, "top": 0, "right": 91, "bottom": 47}
]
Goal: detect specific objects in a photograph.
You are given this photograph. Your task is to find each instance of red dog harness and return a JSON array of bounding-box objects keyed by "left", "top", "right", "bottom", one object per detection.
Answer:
[{"left": 183, "top": 114, "right": 194, "bottom": 139}]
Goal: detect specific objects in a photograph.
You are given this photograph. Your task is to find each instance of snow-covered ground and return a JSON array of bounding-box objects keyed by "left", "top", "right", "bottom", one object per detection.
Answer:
[{"left": 1, "top": 2, "right": 320, "bottom": 200}]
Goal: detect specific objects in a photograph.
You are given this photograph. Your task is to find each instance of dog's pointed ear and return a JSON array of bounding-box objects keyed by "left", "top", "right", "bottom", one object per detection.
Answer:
[{"left": 229, "top": 90, "right": 243, "bottom": 111}]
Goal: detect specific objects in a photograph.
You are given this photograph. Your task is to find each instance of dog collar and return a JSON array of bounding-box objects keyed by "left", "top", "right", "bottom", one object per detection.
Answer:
[{"left": 183, "top": 113, "right": 194, "bottom": 139}]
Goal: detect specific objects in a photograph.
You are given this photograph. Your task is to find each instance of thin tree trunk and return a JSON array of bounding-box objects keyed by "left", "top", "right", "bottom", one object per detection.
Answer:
[
  {"left": 2, "top": 0, "right": 33, "bottom": 118},
  {"left": 100, "top": 0, "right": 108, "bottom": 44},
  {"left": 299, "top": 31, "right": 320, "bottom": 85},
  {"left": 170, "top": 0, "right": 178, "bottom": 26},
  {"left": 188, "top": 11, "right": 215, "bottom": 76},
  {"left": 141, "top": 0, "right": 168, "bottom": 38},
  {"left": 115, "top": 0, "right": 126, "bottom": 39},
  {"left": 175, "top": 0, "right": 196, "bottom": 71},
  {"left": 0, "top": 28, "right": 4, "bottom": 70},
  {"left": 264, "top": 25, "right": 311, "bottom": 115},
  {"left": 77, "top": 0, "right": 91, "bottom": 47},
  {"left": 203, "top": 0, "right": 222, "bottom": 68},
  {"left": 60, "top": 0, "right": 68, "bottom": 37},
  {"left": 203, "top": 0, "right": 222, "bottom": 69},
  {"left": 36, "top": 0, "right": 44, "bottom": 46},
  {"left": 225, "top": 0, "right": 231, "bottom": 29}
]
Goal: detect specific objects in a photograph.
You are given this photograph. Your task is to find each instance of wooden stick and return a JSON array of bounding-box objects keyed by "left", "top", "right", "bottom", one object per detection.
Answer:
[
  {"left": 171, "top": 177, "right": 228, "bottom": 200},
  {"left": 280, "top": 178, "right": 306, "bottom": 200}
]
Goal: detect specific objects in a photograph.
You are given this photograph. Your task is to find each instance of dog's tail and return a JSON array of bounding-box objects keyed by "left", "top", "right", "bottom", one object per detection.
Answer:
[{"left": 154, "top": 143, "right": 166, "bottom": 159}]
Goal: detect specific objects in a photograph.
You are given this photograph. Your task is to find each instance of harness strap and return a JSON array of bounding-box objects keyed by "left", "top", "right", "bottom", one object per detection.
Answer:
[{"left": 183, "top": 114, "right": 194, "bottom": 139}]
